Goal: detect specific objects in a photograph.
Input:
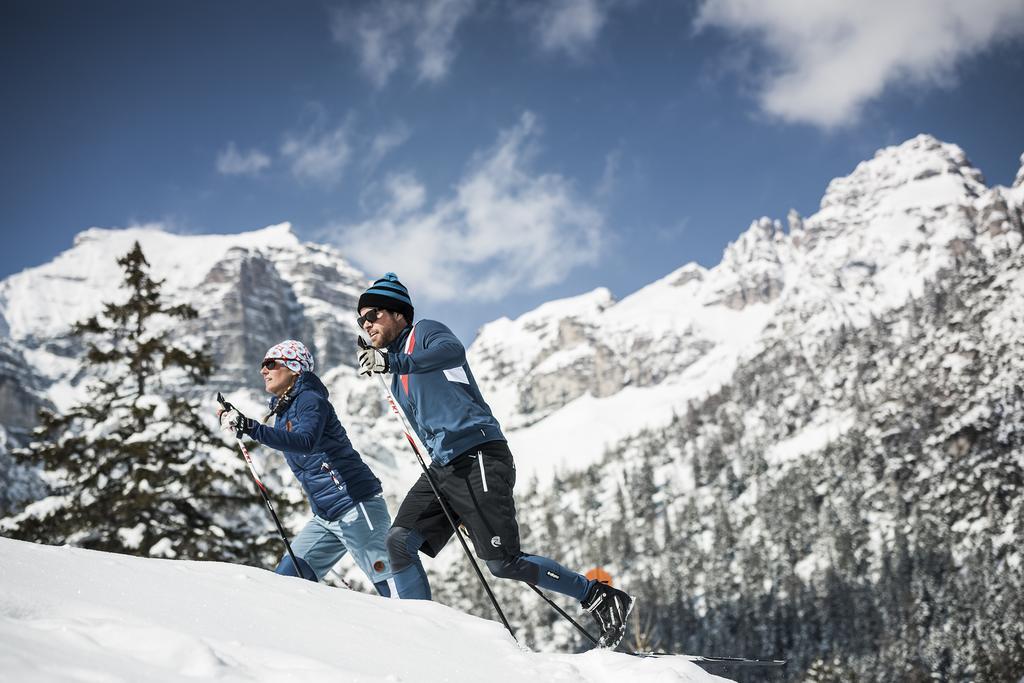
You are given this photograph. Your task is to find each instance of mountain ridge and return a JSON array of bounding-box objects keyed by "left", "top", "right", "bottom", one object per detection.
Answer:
[
  {"left": 469, "top": 133, "right": 1023, "bottom": 481},
  {"left": 2, "top": 133, "right": 1022, "bottom": 492}
]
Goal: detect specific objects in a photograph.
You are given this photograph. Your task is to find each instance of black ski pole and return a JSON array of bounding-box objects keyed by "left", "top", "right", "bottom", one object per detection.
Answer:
[
  {"left": 447, "top": 524, "right": 599, "bottom": 646},
  {"left": 360, "top": 338, "right": 516, "bottom": 641},
  {"left": 216, "top": 392, "right": 307, "bottom": 580},
  {"left": 527, "top": 585, "right": 600, "bottom": 646}
]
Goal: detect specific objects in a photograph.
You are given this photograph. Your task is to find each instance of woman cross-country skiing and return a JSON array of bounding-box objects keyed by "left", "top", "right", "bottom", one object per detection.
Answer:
[
  {"left": 354, "top": 273, "right": 635, "bottom": 647},
  {"left": 219, "top": 339, "right": 394, "bottom": 596}
]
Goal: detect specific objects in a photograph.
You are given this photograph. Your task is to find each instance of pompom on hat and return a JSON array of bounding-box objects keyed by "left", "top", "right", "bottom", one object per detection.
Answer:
[
  {"left": 358, "top": 272, "right": 414, "bottom": 321},
  {"left": 263, "top": 340, "right": 314, "bottom": 374}
]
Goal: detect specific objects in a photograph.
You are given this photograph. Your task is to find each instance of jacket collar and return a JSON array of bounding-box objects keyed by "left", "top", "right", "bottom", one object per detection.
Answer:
[
  {"left": 268, "top": 371, "right": 326, "bottom": 412},
  {"left": 386, "top": 324, "right": 414, "bottom": 354}
]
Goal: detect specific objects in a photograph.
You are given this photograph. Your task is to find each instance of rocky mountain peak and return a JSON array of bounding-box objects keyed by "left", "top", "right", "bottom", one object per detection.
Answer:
[
  {"left": 818, "top": 134, "right": 986, "bottom": 217},
  {"left": 471, "top": 287, "right": 615, "bottom": 379},
  {"left": 724, "top": 216, "right": 786, "bottom": 252},
  {"left": 461, "top": 135, "right": 1024, "bottom": 480},
  {"left": 708, "top": 217, "right": 789, "bottom": 310},
  {"left": 665, "top": 262, "right": 707, "bottom": 288},
  {"left": 0, "top": 224, "right": 367, "bottom": 390}
]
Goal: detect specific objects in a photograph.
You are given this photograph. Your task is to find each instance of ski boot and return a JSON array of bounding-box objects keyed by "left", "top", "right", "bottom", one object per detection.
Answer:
[{"left": 581, "top": 581, "right": 635, "bottom": 649}]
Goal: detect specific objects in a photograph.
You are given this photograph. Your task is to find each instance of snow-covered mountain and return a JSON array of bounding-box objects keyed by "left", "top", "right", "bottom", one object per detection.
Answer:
[
  {"left": 0, "top": 222, "right": 416, "bottom": 514},
  {"left": 0, "top": 222, "right": 366, "bottom": 387},
  {"left": 2, "top": 133, "right": 1022, "bottom": 503},
  {"left": 473, "top": 134, "right": 1024, "bottom": 481},
  {"left": 3, "top": 135, "right": 1020, "bottom": 490}
]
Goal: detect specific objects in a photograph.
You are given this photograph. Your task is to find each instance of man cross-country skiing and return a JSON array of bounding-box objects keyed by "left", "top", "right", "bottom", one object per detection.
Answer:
[{"left": 355, "top": 273, "right": 634, "bottom": 647}]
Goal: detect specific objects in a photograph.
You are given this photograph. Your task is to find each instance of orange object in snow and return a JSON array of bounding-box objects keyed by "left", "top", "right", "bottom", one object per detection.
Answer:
[{"left": 586, "top": 567, "right": 613, "bottom": 586}]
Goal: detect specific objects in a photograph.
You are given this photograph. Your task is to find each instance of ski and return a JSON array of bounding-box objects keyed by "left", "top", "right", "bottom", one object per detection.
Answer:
[{"left": 628, "top": 652, "right": 787, "bottom": 677}]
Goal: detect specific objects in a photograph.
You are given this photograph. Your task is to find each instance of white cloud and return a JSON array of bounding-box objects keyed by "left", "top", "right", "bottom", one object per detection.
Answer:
[
  {"left": 215, "top": 142, "right": 271, "bottom": 176},
  {"left": 364, "top": 123, "right": 412, "bottom": 172},
  {"left": 334, "top": 112, "right": 604, "bottom": 301},
  {"left": 331, "top": 0, "right": 475, "bottom": 88},
  {"left": 415, "top": 0, "right": 476, "bottom": 81},
  {"left": 281, "top": 117, "right": 352, "bottom": 185},
  {"left": 529, "top": 0, "right": 611, "bottom": 59},
  {"left": 695, "top": 0, "right": 1024, "bottom": 128},
  {"left": 596, "top": 148, "right": 621, "bottom": 201}
]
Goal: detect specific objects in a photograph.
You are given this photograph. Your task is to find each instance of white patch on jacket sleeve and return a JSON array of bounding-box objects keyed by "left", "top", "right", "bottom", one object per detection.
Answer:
[{"left": 443, "top": 367, "right": 470, "bottom": 384}]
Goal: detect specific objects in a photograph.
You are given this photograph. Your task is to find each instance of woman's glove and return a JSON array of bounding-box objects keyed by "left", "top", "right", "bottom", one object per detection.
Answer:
[{"left": 219, "top": 408, "right": 255, "bottom": 439}]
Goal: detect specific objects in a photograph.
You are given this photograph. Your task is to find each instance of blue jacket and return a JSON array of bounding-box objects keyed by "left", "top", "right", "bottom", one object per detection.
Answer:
[
  {"left": 247, "top": 372, "right": 382, "bottom": 520},
  {"left": 385, "top": 320, "right": 505, "bottom": 465}
]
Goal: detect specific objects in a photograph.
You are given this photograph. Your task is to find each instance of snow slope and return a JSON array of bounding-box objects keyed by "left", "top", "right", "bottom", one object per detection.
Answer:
[{"left": 0, "top": 536, "right": 724, "bottom": 683}]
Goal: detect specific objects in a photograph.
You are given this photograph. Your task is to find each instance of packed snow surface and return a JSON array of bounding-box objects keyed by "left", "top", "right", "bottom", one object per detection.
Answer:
[{"left": 0, "top": 537, "right": 725, "bottom": 682}]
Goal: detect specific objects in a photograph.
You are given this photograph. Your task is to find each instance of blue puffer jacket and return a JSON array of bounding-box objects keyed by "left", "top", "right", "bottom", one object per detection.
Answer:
[
  {"left": 247, "top": 372, "right": 382, "bottom": 520},
  {"left": 385, "top": 320, "right": 505, "bottom": 465}
]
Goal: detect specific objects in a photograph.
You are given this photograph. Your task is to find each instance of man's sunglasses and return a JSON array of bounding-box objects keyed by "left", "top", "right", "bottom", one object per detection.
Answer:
[
  {"left": 357, "top": 308, "right": 388, "bottom": 327},
  {"left": 260, "top": 358, "right": 290, "bottom": 370}
]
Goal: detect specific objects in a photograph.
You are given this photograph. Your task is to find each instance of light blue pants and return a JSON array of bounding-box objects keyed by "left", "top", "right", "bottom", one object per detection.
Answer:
[{"left": 279, "top": 494, "right": 394, "bottom": 594}]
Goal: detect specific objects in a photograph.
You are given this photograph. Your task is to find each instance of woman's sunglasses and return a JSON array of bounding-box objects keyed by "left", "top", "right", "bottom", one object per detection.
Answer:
[
  {"left": 357, "top": 308, "right": 388, "bottom": 327},
  {"left": 260, "top": 358, "right": 289, "bottom": 370}
]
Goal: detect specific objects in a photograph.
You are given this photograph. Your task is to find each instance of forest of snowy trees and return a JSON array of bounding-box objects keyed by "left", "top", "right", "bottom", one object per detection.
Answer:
[{"left": 1, "top": 244, "right": 303, "bottom": 566}]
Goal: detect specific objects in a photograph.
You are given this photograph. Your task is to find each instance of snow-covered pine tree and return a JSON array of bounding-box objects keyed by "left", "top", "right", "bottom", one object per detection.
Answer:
[{"left": 4, "top": 242, "right": 271, "bottom": 564}]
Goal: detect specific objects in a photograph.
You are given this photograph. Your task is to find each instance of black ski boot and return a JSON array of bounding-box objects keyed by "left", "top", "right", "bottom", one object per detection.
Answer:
[{"left": 581, "top": 581, "right": 635, "bottom": 649}]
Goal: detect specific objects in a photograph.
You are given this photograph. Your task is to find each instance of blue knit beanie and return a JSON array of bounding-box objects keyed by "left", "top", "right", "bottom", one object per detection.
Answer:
[{"left": 358, "top": 272, "right": 414, "bottom": 321}]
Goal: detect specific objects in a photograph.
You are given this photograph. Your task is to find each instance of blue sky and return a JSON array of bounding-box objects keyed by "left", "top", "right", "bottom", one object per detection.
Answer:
[{"left": 3, "top": 0, "right": 1024, "bottom": 343}]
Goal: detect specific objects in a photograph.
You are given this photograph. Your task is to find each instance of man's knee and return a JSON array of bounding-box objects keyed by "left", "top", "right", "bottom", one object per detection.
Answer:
[
  {"left": 485, "top": 555, "right": 539, "bottom": 583},
  {"left": 387, "top": 526, "right": 423, "bottom": 572}
]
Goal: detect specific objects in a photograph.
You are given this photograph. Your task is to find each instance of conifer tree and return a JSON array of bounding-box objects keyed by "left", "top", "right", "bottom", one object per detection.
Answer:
[{"left": 7, "top": 242, "right": 270, "bottom": 563}]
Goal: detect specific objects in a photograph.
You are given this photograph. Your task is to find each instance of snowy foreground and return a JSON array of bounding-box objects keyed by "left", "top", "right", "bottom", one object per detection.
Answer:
[{"left": 0, "top": 537, "right": 724, "bottom": 682}]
